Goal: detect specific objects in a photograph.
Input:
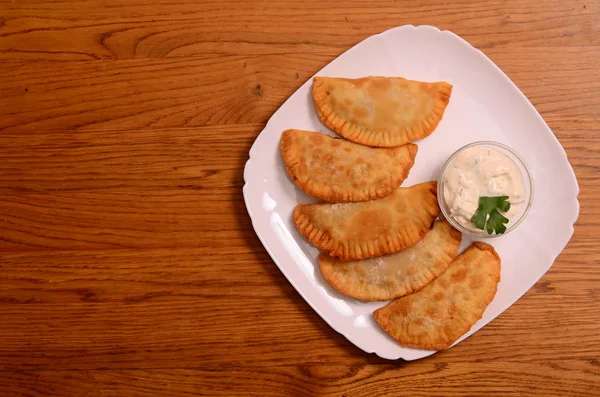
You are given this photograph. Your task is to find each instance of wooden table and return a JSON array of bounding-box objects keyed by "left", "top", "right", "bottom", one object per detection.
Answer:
[{"left": 1, "top": 1, "right": 599, "bottom": 395}]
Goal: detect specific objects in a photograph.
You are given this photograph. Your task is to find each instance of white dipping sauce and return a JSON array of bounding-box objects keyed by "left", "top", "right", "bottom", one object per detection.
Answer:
[{"left": 443, "top": 146, "right": 526, "bottom": 232}]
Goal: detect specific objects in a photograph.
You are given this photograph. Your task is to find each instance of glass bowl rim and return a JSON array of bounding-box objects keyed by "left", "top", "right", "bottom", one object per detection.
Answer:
[{"left": 437, "top": 140, "right": 534, "bottom": 238}]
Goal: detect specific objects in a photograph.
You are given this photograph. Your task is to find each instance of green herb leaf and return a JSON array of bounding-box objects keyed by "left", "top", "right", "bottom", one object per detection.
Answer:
[
  {"left": 487, "top": 210, "right": 509, "bottom": 235},
  {"left": 470, "top": 196, "right": 511, "bottom": 235}
]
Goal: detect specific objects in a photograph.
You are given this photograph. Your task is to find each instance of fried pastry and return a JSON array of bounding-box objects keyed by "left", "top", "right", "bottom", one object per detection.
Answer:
[
  {"left": 293, "top": 181, "right": 440, "bottom": 260},
  {"left": 312, "top": 76, "right": 452, "bottom": 147},
  {"left": 319, "top": 219, "right": 461, "bottom": 301},
  {"left": 280, "top": 129, "right": 418, "bottom": 202},
  {"left": 373, "top": 241, "right": 501, "bottom": 350}
]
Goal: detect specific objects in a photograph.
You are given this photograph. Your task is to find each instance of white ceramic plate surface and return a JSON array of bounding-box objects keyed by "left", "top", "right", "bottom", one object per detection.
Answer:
[{"left": 242, "top": 25, "right": 579, "bottom": 360}]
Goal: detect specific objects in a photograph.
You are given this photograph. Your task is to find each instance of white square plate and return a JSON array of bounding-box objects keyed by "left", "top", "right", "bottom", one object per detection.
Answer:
[{"left": 242, "top": 25, "right": 579, "bottom": 360}]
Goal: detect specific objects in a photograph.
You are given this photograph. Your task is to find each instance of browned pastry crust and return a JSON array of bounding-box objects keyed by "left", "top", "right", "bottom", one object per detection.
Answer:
[
  {"left": 312, "top": 76, "right": 452, "bottom": 147},
  {"left": 292, "top": 181, "right": 440, "bottom": 260},
  {"left": 319, "top": 219, "right": 462, "bottom": 301},
  {"left": 373, "top": 241, "right": 501, "bottom": 350},
  {"left": 280, "top": 129, "right": 417, "bottom": 202}
]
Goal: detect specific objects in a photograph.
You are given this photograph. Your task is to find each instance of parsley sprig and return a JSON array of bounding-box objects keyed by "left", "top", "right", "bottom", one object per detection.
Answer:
[{"left": 470, "top": 196, "right": 511, "bottom": 235}]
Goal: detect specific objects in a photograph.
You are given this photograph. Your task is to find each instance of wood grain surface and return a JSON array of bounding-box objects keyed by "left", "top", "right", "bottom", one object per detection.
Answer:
[{"left": 1, "top": 0, "right": 599, "bottom": 395}]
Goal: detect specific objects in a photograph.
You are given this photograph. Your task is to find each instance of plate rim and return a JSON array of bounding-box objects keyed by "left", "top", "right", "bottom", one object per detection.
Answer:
[{"left": 242, "top": 24, "right": 580, "bottom": 360}]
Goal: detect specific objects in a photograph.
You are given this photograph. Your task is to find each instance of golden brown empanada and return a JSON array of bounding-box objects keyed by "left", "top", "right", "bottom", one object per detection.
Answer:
[
  {"left": 319, "top": 219, "right": 461, "bottom": 301},
  {"left": 312, "top": 76, "right": 452, "bottom": 147},
  {"left": 280, "top": 129, "right": 417, "bottom": 202},
  {"left": 373, "top": 241, "right": 501, "bottom": 350},
  {"left": 293, "top": 181, "right": 440, "bottom": 260}
]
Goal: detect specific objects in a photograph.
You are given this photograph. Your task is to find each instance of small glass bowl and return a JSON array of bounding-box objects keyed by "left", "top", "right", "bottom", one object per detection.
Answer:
[{"left": 437, "top": 141, "right": 534, "bottom": 238}]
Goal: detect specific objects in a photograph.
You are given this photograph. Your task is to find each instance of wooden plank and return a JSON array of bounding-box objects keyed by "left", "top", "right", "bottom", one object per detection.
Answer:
[
  {"left": 1, "top": 47, "right": 598, "bottom": 132},
  {"left": 0, "top": 125, "right": 262, "bottom": 250},
  {"left": 0, "top": 188, "right": 257, "bottom": 250},
  {"left": 0, "top": 243, "right": 597, "bottom": 304},
  {"left": 1, "top": 363, "right": 599, "bottom": 397},
  {"left": 0, "top": 125, "right": 259, "bottom": 190},
  {"left": 0, "top": 242, "right": 598, "bottom": 370},
  {"left": 0, "top": 288, "right": 598, "bottom": 371},
  {"left": 0, "top": 247, "right": 287, "bottom": 304},
  {"left": 0, "top": 0, "right": 598, "bottom": 60},
  {"left": 0, "top": 119, "right": 598, "bottom": 251},
  {"left": 0, "top": 55, "right": 309, "bottom": 131}
]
